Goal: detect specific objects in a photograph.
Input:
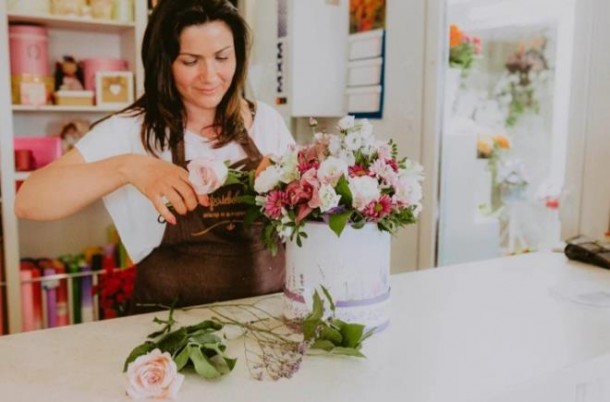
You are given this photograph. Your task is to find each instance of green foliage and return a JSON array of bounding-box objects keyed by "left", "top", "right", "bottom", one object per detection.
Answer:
[
  {"left": 123, "top": 308, "right": 235, "bottom": 380},
  {"left": 302, "top": 287, "right": 373, "bottom": 358}
]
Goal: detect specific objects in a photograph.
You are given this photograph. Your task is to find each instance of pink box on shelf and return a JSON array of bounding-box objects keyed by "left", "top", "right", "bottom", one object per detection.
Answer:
[
  {"left": 14, "top": 137, "right": 62, "bottom": 169},
  {"left": 81, "top": 57, "right": 128, "bottom": 92},
  {"left": 9, "top": 25, "right": 50, "bottom": 76}
]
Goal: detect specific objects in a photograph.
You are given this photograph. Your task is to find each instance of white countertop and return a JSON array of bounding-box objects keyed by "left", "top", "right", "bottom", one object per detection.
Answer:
[{"left": 2, "top": 252, "right": 610, "bottom": 401}]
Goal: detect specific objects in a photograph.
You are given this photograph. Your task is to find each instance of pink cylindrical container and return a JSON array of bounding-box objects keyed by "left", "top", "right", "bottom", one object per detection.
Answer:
[
  {"left": 9, "top": 25, "right": 50, "bottom": 76},
  {"left": 82, "top": 57, "right": 129, "bottom": 91}
]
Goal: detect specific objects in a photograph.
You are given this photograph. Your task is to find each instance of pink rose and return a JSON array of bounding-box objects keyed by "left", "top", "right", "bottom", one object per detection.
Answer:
[
  {"left": 125, "top": 349, "right": 184, "bottom": 400},
  {"left": 187, "top": 157, "right": 228, "bottom": 195}
]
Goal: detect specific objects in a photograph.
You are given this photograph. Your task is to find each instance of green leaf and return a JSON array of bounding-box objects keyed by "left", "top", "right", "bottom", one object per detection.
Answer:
[
  {"left": 303, "top": 291, "right": 325, "bottom": 340},
  {"left": 319, "top": 325, "right": 343, "bottom": 345},
  {"left": 147, "top": 328, "right": 167, "bottom": 339},
  {"left": 233, "top": 195, "right": 256, "bottom": 205},
  {"left": 243, "top": 206, "right": 260, "bottom": 226},
  {"left": 173, "top": 345, "right": 191, "bottom": 371},
  {"left": 185, "top": 320, "right": 223, "bottom": 334},
  {"left": 335, "top": 175, "right": 353, "bottom": 205},
  {"left": 340, "top": 323, "right": 365, "bottom": 349},
  {"left": 189, "top": 346, "right": 222, "bottom": 379},
  {"left": 320, "top": 285, "right": 336, "bottom": 314},
  {"left": 329, "top": 347, "right": 366, "bottom": 358},
  {"left": 310, "top": 340, "right": 335, "bottom": 352},
  {"left": 157, "top": 327, "right": 188, "bottom": 355},
  {"left": 329, "top": 318, "right": 347, "bottom": 330},
  {"left": 204, "top": 344, "right": 237, "bottom": 374},
  {"left": 189, "top": 332, "right": 222, "bottom": 345},
  {"left": 224, "top": 174, "right": 242, "bottom": 186},
  {"left": 329, "top": 211, "right": 352, "bottom": 237},
  {"left": 123, "top": 342, "right": 156, "bottom": 372}
]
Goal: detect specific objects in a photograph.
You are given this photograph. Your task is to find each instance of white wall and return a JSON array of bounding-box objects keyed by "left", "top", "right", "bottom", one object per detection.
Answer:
[{"left": 244, "top": 0, "right": 428, "bottom": 273}]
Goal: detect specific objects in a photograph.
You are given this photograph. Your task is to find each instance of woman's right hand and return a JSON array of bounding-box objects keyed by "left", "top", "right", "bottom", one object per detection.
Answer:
[{"left": 123, "top": 155, "right": 199, "bottom": 225}]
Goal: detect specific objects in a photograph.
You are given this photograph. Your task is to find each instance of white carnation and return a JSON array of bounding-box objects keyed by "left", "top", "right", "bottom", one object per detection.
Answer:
[
  {"left": 254, "top": 166, "right": 281, "bottom": 193},
  {"left": 393, "top": 176, "right": 423, "bottom": 206},
  {"left": 348, "top": 176, "right": 381, "bottom": 211}
]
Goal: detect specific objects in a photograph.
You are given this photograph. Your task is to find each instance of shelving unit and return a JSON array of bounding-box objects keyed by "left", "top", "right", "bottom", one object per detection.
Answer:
[{"left": 0, "top": 1, "right": 148, "bottom": 334}]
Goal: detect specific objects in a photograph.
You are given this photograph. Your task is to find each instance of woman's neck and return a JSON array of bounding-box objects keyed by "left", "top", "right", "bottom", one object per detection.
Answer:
[{"left": 184, "top": 107, "right": 217, "bottom": 139}]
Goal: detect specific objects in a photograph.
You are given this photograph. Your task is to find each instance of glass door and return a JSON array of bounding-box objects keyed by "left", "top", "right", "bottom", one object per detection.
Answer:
[{"left": 437, "top": 0, "right": 577, "bottom": 265}]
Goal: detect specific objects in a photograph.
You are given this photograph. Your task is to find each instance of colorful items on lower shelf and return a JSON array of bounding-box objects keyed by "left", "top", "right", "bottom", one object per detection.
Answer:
[{"left": 19, "top": 238, "right": 136, "bottom": 332}]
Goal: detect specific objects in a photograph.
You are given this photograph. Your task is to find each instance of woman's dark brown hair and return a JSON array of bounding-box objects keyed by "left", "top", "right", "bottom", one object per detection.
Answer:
[{"left": 127, "top": 0, "right": 251, "bottom": 155}]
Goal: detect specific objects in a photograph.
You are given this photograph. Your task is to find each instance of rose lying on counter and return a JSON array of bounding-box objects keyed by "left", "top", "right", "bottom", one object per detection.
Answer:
[{"left": 125, "top": 349, "right": 184, "bottom": 400}]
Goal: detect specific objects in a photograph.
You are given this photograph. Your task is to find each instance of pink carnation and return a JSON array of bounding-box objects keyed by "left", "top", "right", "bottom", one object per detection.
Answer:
[
  {"left": 263, "top": 190, "right": 288, "bottom": 219},
  {"left": 363, "top": 194, "right": 392, "bottom": 220}
]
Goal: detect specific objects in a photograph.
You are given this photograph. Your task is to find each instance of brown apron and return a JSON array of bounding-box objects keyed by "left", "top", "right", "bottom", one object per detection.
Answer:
[{"left": 129, "top": 124, "right": 285, "bottom": 314}]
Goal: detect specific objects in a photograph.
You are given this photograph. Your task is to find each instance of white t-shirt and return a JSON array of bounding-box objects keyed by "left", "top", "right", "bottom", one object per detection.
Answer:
[{"left": 76, "top": 101, "right": 294, "bottom": 263}]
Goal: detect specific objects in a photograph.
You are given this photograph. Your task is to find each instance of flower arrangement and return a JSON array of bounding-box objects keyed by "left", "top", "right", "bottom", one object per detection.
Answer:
[
  {"left": 183, "top": 116, "right": 423, "bottom": 254},
  {"left": 93, "top": 266, "right": 136, "bottom": 319},
  {"left": 449, "top": 23, "right": 482, "bottom": 71},
  {"left": 124, "top": 289, "right": 372, "bottom": 398},
  {"left": 247, "top": 116, "right": 423, "bottom": 253},
  {"left": 493, "top": 35, "right": 550, "bottom": 127}
]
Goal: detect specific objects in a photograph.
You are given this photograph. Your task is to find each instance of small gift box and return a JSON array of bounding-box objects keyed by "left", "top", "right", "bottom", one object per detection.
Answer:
[{"left": 55, "top": 90, "right": 95, "bottom": 106}]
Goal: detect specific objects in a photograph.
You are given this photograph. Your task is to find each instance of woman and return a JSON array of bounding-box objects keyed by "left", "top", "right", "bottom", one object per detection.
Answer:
[{"left": 14, "top": 0, "right": 294, "bottom": 312}]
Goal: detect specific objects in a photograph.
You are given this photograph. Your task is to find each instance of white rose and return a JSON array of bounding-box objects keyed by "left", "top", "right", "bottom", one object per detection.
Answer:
[
  {"left": 337, "top": 115, "right": 355, "bottom": 131},
  {"left": 254, "top": 166, "right": 282, "bottom": 193},
  {"left": 317, "top": 156, "right": 348, "bottom": 186},
  {"left": 125, "top": 349, "right": 184, "bottom": 400},
  {"left": 187, "top": 157, "right": 228, "bottom": 195},
  {"left": 348, "top": 176, "right": 381, "bottom": 211},
  {"left": 318, "top": 184, "right": 341, "bottom": 213}
]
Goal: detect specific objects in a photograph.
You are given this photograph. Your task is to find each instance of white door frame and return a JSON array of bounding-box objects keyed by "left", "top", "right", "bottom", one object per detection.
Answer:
[{"left": 417, "top": 0, "right": 445, "bottom": 268}]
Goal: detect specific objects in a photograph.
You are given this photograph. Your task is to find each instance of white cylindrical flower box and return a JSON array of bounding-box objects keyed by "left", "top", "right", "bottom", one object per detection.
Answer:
[{"left": 283, "top": 222, "right": 391, "bottom": 330}]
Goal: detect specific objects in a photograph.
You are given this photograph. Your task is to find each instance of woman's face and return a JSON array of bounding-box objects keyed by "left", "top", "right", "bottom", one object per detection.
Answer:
[{"left": 172, "top": 21, "right": 237, "bottom": 116}]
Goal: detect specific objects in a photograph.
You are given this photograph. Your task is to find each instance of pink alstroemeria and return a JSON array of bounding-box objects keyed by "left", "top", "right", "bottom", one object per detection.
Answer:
[
  {"left": 297, "top": 146, "right": 320, "bottom": 174},
  {"left": 363, "top": 194, "right": 393, "bottom": 220},
  {"left": 263, "top": 190, "right": 287, "bottom": 219}
]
